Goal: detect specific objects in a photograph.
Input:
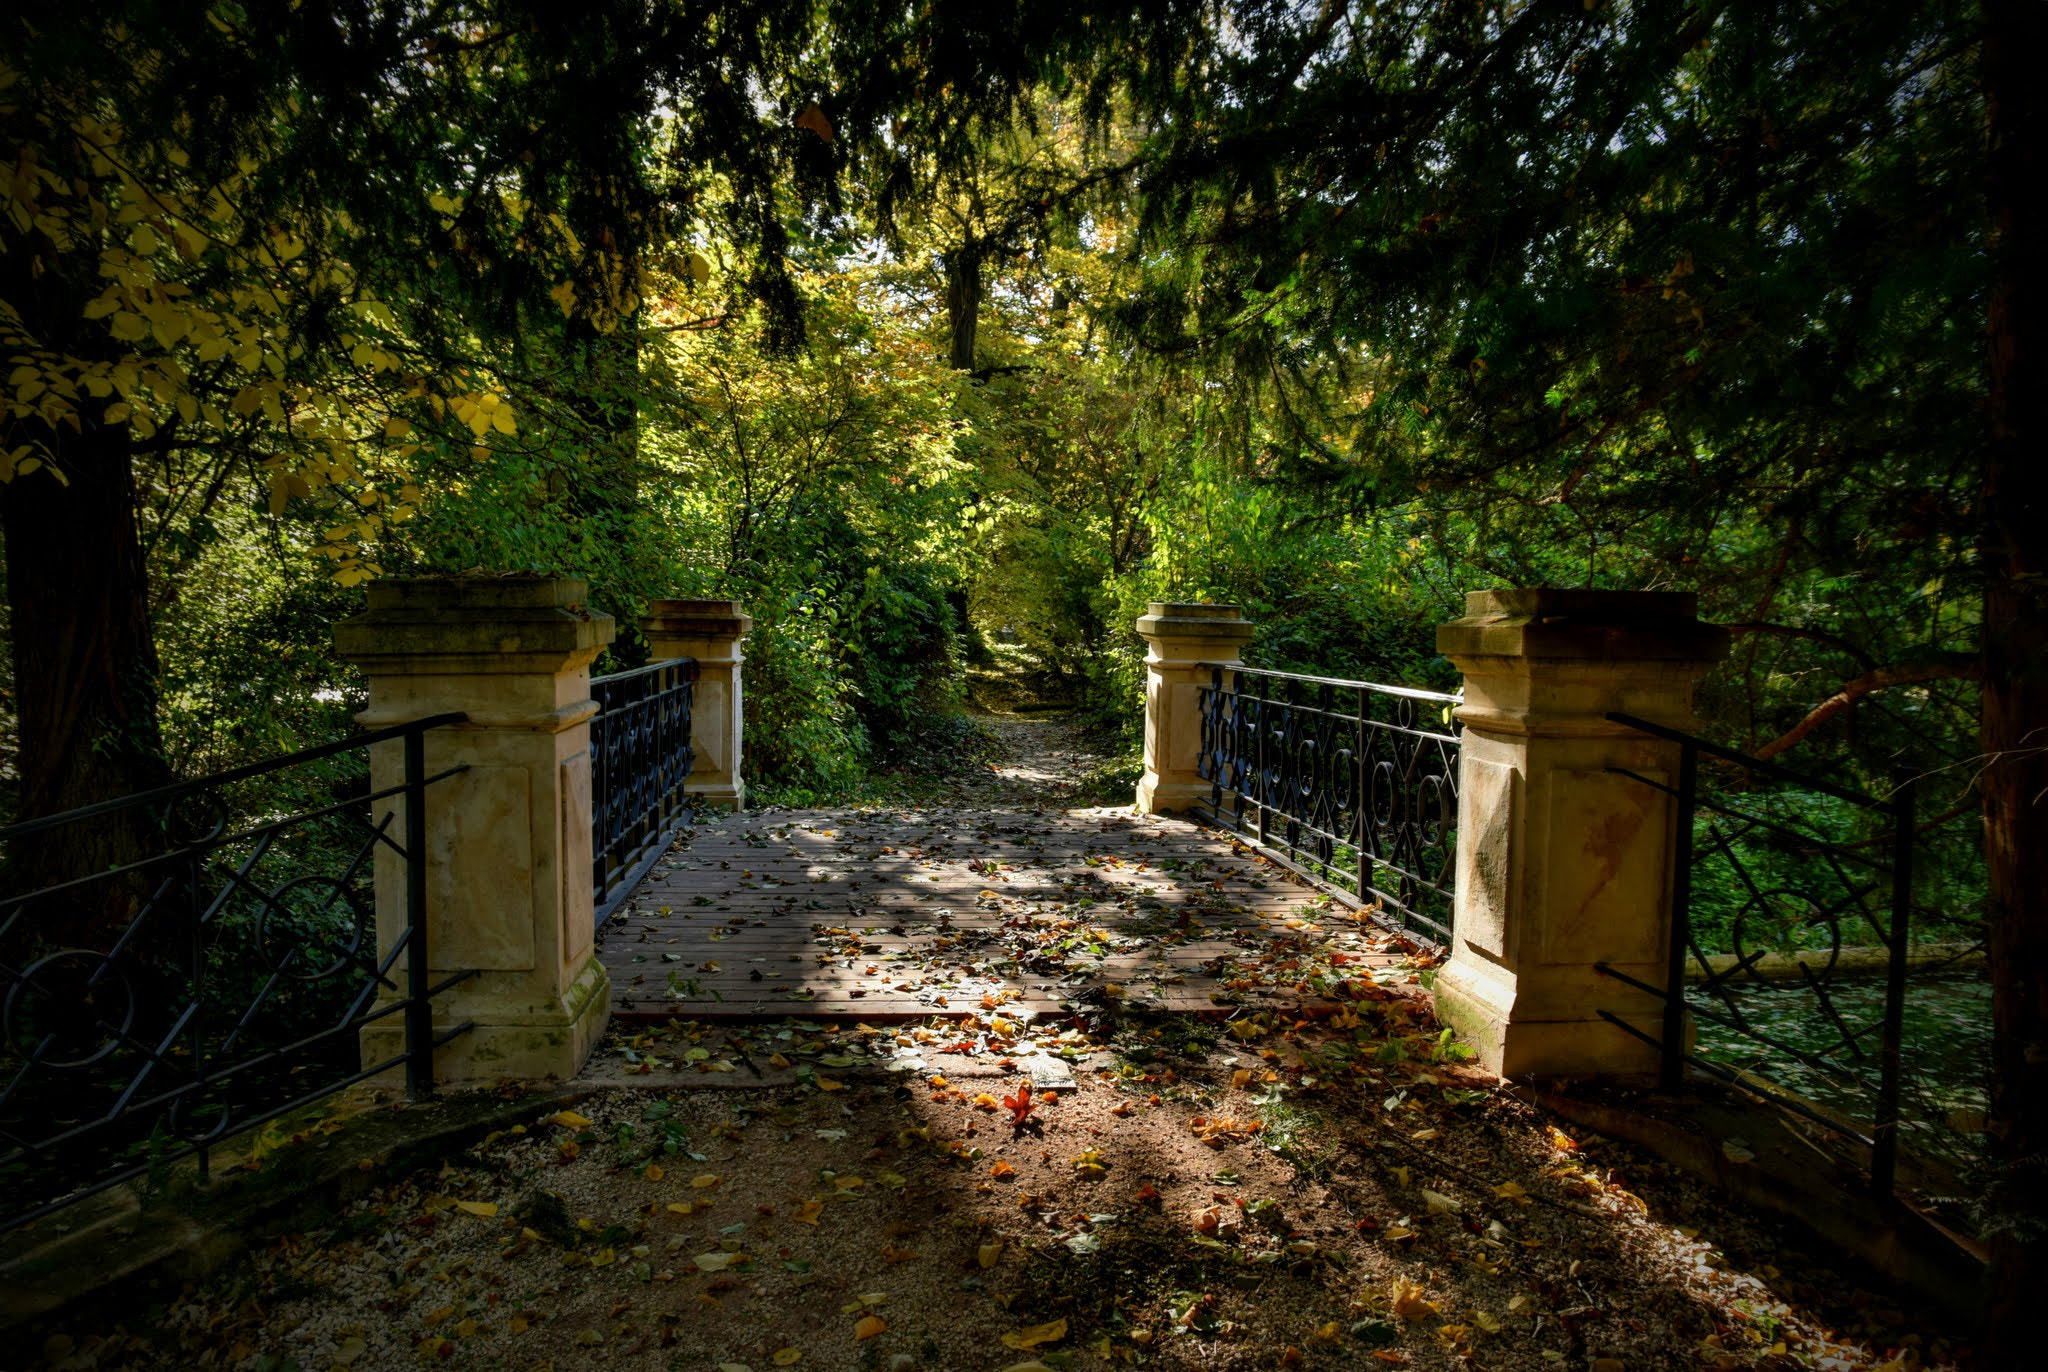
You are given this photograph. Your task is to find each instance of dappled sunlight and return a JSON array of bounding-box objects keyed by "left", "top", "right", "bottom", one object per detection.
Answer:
[{"left": 27, "top": 995, "right": 1969, "bottom": 1372}]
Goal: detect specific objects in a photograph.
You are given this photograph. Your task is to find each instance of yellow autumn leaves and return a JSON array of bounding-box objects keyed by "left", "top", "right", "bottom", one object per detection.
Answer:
[{"left": 1, "top": 89, "right": 533, "bottom": 586}]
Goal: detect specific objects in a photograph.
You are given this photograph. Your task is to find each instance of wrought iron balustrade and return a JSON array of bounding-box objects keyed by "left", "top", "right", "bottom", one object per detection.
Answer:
[
  {"left": 0, "top": 715, "right": 473, "bottom": 1231},
  {"left": 1196, "top": 664, "right": 1462, "bottom": 945},
  {"left": 1598, "top": 714, "right": 1981, "bottom": 1200},
  {"left": 590, "top": 657, "right": 698, "bottom": 924}
]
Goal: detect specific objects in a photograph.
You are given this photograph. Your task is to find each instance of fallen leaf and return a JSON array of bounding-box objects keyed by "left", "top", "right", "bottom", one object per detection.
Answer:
[
  {"left": 548, "top": 1110, "right": 593, "bottom": 1129},
  {"left": 334, "top": 1336, "right": 366, "bottom": 1363},
  {"left": 1001, "top": 1085, "right": 1037, "bottom": 1125},
  {"left": 454, "top": 1200, "right": 498, "bottom": 1217},
  {"left": 979, "top": 1241, "right": 1005, "bottom": 1268},
  {"left": 694, "top": 1173, "right": 723, "bottom": 1188},
  {"left": 793, "top": 1200, "right": 824, "bottom": 1225},
  {"left": 990, "top": 1160, "right": 1016, "bottom": 1179},
  {"left": 773, "top": 1351, "right": 802, "bottom": 1366},
  {"left": 1001, "top": 1319, "right": 1069, "bottom": 1350},
  {"left": 644, "top": 1163, "right": 664, "bottom": 1181},
  {"left": 667, "top": 1201, "right": 694, "bottom": 1216},
  {"left": 1391, "top": 1278, "right": 1435, "bottom": 1323},
  {"left": 695, "top": 1252, "right": 744, "bottom": 1271},
  {"left": 854, "top": 1315, "right": 888, "bottom": 1340}
]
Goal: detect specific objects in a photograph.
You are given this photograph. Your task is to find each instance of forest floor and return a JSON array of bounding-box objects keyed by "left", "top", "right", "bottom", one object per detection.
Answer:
[{"left": 28, "top": 708, "right": 1976, "bottom": 1372}]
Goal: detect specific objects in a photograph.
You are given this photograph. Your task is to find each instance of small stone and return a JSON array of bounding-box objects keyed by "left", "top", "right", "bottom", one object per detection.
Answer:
[{"left": 887, "top": 1355, "right": 918, "bottom": 1372}]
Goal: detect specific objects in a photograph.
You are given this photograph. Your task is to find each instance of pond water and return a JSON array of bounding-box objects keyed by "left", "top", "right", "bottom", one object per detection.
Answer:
[{"left": 1690, "top": 970, "right": 1991, "bottom": 1173}]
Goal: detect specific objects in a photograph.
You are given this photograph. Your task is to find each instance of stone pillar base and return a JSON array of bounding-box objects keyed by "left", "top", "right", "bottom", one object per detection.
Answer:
[
  {"left": 361, "top": 953, "right": 611, "bottom": 1085},
  {"left": 336, "top": 575, "right": 616, "bottom": 1090},
  {"left": 1135, "top": 603, "right": 1255, "bottom": 816},
  {"left": 1433, "top": 589, "right": 1728, "bottom": 1082},
  {"left": 643, "top": 599, "right": 750, "bottom": 812}
]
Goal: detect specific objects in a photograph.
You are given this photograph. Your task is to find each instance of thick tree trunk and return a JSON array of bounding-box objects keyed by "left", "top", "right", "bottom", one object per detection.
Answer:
[
  {"left": 0, "top": 417, "right": 170, "bottom": 912},
  {"left": 944, "top": 244, "right": 984, "bottom": 372},
  {"left": 1981, "top": 0, "right": 2047, "bottom": 1356}
]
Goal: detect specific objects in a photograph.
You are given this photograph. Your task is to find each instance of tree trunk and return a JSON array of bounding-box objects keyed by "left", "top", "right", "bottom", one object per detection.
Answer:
[
  {"left": 0, "top": 417, "right": 170, "bottom": 911},
  {"left": 944, "top": 244, "right": 984, "bottom": 372},
  {"left": 1980, "top": 0, "right": 2047, "bottom": 1356}
]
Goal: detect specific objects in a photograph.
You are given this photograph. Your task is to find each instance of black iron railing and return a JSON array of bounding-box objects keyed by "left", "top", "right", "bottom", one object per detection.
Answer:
[
  {"left": 1196, "top": 664, "right": 1462, "bottom": 945},
  {"left": 1599, "top": 713, "right": 1937, "bottom": 1198},
  {"left": 0, "top": 715, "right": 474, "bottom": 1231},
  {"left": 590, "top": 657, "right": 697, "bottom": 924}
]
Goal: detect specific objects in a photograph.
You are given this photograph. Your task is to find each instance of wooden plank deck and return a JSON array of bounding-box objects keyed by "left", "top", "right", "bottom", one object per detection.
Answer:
[{"left": 597, "top": 804, "right": 1412, "bottom": 1022}]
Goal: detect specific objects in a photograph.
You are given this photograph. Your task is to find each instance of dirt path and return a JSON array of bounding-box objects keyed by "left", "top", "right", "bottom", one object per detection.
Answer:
[{"left": 36, "top": 1005, "right": 1973, "bottom": 1372}]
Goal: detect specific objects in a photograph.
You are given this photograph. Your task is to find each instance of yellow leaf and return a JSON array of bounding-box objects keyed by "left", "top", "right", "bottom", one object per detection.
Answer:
[
  {"left": 833, "top": 1175, "right": 864, "bottom": 1191},
  {"left": 769, "top": 1053, "right": 791, "bottom": 1069},
  {"left": 693, "top": 1173, "right": 722, "bottom": 1188},
  {"left": 666, "top": 1202, "right": 694, "bottom": 1216},
  {"left": 1001, "top": 1319, "right": 1068, "bottom": 1351},
  {"left": 424, "top": 1305, "right": 455, "bottom": 1326},
  {"left": 817, "top": 1077, "right": 845, "bottom": 1092},
  {"left": 549, "top": 1110, "right": 592, "bottom": 1129},
  {"left": 1231, "top": 1069, "right": 1251, "bottom": 1088},
  {"left": 1493, "top": 1180, "right": 1527, "bottom": 1200},
  {"left": 793, "top": 1200, "right": 823, "bottom": 1225},
  {"left": 773, "top": 1349, "right": 802, "bottom": 1366},
  {"left": 694, "top": 1251, "right": 743, "bottom": 1271},
  {"left": 853, "top": 1315, "right": 888, "bottom": 1341},
  {"left": 509, "top": 1316, "right": 528, "bottom": 1334},
  {"left": 589, "top": 1247, "right": 617, "bottom": 1267},
  {"left": 333, "top": 1335, "right": 366, "bottom": 1363},
  {"left": 454, "top": 1200, "right": 498, "bottom": 1217},
  {"left": 644, "top": 1164, "right": 664, "bottom": 1181},
  {"left": 978, "top": 1241, "right": 1004, "bottom": 1268},
  {"left": 1390, "top": 1279, "right": 1435, "bottom": 1323}
]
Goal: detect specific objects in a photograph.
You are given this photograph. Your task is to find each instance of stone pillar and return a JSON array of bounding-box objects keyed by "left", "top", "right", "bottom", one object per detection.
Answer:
[
  {"left": 1431, "top": 589, "right": 1729, "bottom": 1079},
  {"left": 642, "top": 599, "right": 751, "bottom": 810},
  {"left": 335, "top": 576, "right": 615, "bottom": 1085},
  {"left": 1134, "top": 602, "right": 1255, "bottom": 815}
]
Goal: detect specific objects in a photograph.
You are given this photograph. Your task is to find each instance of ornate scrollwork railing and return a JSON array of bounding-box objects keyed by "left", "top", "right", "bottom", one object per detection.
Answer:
[
  {"left": 1196, "top": 664, "right": 1462, "bottom": 946},
  {"left": 590, "top": 656, "right": 697, "bottom": 923},
  {"left": 0, "top": 715, "right": 473, "bottom": 1231}
]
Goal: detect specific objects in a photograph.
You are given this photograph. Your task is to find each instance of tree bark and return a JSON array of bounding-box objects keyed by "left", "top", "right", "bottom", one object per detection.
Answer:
[
  {"left": 0, "top": 417, "right": 170, "bottom": 907},
  {"left": 944, "top": 244, "right": 984, "bottom": 372},
  {"left": 1981, "top": 0, "right": 2047, "bottom": 1356}
]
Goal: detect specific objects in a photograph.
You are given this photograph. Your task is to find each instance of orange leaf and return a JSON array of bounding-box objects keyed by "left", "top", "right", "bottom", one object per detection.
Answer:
[
  {"left": 1001, "top": 1085, "right": 1036, "bottom": 1126},
  {"left": 854, "top": 1315, "right": 888, "bottom": 1341}
]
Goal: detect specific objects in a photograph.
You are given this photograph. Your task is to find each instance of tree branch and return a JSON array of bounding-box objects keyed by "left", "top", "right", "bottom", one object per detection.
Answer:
[{"left": 1755, "top": 657, "right": 1982, "bottom": 760}]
